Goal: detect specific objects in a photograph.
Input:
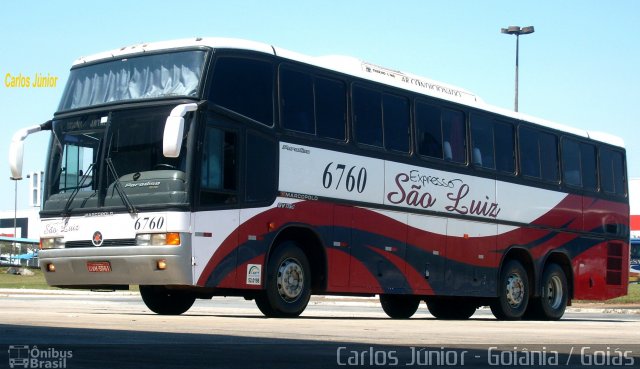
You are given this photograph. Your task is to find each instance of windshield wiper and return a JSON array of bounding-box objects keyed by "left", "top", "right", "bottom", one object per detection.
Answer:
[
  {"left": 62, "top": 163, "right": 95, "bottom": 217},
  {"left": 105, "top": 158, "right": 137, "bottom": 214}
]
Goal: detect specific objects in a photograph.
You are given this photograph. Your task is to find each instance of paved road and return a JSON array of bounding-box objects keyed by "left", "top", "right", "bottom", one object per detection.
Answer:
[{"left": 0, "top": 290, "right": 639, "bottom": 368}]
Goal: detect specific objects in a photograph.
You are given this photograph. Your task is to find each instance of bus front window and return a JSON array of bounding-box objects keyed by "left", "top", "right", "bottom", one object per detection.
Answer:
[
  {"left": 107, "top": 108, "right": 187, "bottom": 178},
  {"left": 43, "top": 106, "right": 193, "bottom": 213}
]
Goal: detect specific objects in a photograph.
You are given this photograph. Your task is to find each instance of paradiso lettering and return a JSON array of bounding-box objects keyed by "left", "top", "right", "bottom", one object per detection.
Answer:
[{"left": 386, "top": 170, "right": 501, "bottom": 218}]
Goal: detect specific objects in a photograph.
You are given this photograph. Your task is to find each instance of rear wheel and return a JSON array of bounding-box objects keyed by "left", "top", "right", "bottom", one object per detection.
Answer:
[
  {"left": 379, "top": 294, "right": 420, "bottom": 319},
  {"left": 255, "top": 242, "right": 311, "bottom": 318},
  {"left": 426, "top": 299, "right": 476, "bottom": 320},
  {"left": 490, "top": 260, "right": 529, "bottom": 320},
  {"left": 139, "top": 285, "right": 195, "bottom": 315},
  {"left": 524, "top": 264, "right": 568, "bottom": 320}
]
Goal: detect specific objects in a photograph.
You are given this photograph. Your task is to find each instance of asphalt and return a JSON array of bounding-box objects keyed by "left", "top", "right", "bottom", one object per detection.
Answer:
[{"left": 1, "top": 288, "right": 639, "bottom": 314}]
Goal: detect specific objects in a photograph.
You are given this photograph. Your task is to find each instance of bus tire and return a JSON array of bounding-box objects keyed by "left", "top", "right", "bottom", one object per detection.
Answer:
[
  {"left": 426, "top": 299, "right": 476, "bottom": 320},
  {"left": 255, "top": 241, "right": 311, "bottom": 318},
  {"left": 379, "top": 294, "right": 420, "bottom": 319},
  {"left": 490, "top": 260, "right": 529, "bottom": 320},
  {"left": 139, "top": 285, "right": 195, "bottom": 315},
  {"left": 524, "top": 264, "right": 568, "bottom": 320}
]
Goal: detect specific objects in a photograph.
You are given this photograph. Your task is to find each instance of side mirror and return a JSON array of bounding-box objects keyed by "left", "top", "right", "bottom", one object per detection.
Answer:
[
  {"left": 9, "top": 123, "right": 49, "bottom": 179},
  {"left": 163, "top": 103, "right": 198, "bottom": 158}
]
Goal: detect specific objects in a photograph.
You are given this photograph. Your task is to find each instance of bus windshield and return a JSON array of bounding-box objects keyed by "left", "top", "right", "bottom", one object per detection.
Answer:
[
  {"left": 43, "top": 106, "right": 193, "bottom": 213},
  {"left": 57, "top": 50, "right": 208, "bottom": 111}
]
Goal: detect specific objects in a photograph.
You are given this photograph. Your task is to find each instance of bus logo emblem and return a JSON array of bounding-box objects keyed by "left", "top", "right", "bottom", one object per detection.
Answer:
[{"left": 92, "top": 231, "right": 104, "bottom": 247}]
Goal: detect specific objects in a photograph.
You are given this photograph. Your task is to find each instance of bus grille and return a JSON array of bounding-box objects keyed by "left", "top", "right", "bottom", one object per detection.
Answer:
[{"left": 65, "top": 239, "right": 137, "bottom": 248}]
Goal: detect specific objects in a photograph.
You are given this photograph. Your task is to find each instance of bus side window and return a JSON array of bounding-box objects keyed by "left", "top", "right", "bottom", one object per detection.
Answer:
[
  {"left": 540, "top": 132, "right": 559, "bottom": 182},
  {"left": 316, "top": 78, "right": 346, "bottom": 141},
  {"left": 580, "top": 143, "right": 597, "bottom": 191},
  {"left": 280, "top": 67, "right": 315, "bottom": 134},
  {"left": 600, "top": 147, "right": 626, "bottom": 196},
  {"left": 442, "top": 109, "right": 466, "bottom": 164},
  {"left": 416, "top": 101, "right": 442, "bottom": 159},
  {"left": 520, "top": 126, "right": 559, "bottom": 183},
  {"left": 495, "top": 121, "right": 515, "bottom": 174},
  {"left": 470, "top": 114, "right": 495, "bottom": 169},
  {"left": 200, "top": 125, "right": 237, "bottom": 205},
  {"left": 519, "top": 127, "right": 540, "bottom": 178},
  {"left": 611, "top": 150, "right": 626, "bottom": 196},
  {"left": 352, "top": 85, "right": 383, "bottom": 147},
  {"left": 383, "top": 93, "right": 410, "bottom": 153},
  {"left": 561, "top": 139, "right": 597, "bottom": 190},
  {"left": 561, "top": 138, "right": 581, "bottom": 187},
  {"left": 209, "top": 57, "right": 274, "bottom": 126}
]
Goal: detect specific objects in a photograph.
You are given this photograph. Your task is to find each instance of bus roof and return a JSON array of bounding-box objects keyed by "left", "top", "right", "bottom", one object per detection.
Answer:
[{"left": 72, "top": 37, "right": 624, "bottom": 148}]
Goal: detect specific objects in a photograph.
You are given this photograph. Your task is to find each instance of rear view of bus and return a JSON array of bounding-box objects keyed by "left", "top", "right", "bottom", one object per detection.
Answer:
[{"left": 9, "top": 38, "right": 629, "bottom": 320}]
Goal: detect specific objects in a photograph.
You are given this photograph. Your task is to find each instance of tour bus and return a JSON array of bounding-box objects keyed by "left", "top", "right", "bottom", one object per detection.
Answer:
[{"left": 9, "top": 38, "right": 629, "bottom": 320}]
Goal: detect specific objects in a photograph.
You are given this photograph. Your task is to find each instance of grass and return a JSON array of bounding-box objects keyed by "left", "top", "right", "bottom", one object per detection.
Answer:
[
  {"left": 0, "top": 266, "right": 139, "bottom": 291},
  {"left": 572, "top": 283, "right": 640, "bottom": 305},
  {"left": 0, "top": 266, "right": 56, "bottom": 289},
  {"left": 599, "top": 283, "right": 640, "bottom": 304}
]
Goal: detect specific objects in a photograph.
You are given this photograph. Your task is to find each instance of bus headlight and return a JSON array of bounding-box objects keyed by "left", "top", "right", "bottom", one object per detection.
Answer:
[
  {"left": 40, "top": 237, "right": 65, "bottom": 249},
  {"left": 135, "top": 232, "right": 181, "bottom": 246}
]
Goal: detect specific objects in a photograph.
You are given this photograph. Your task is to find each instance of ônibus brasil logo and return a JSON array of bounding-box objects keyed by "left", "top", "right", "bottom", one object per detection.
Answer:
[{"left": 8, "top": 345, "right": 73, "bottom": 368}]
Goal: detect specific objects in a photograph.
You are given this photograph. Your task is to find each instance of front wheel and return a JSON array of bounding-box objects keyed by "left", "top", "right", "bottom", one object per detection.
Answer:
[
  {"left": 490, "top": 260, "right": 529, "bottom": 320},
  {"left": 379, "top": 294, "right": 420, "bottom": 319},
  {"left": 255, "top": 242, "right": 311, "bottom": 318},
  {"left": 139, "top": 285, "right": 195, "bottom": 315}
]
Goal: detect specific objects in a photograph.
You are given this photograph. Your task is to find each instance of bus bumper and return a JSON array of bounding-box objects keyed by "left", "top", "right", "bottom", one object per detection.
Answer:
[{"left": 38, "top": 243, "right": 193, "bottom": 287}]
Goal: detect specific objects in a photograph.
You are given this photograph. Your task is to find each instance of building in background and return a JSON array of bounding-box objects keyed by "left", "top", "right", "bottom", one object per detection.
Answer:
[
  {"left": 0, "top": 171, "right": 42, "bottom": 266},
  {"left": 630, "top": 178, "right": 640, "bottom": 283},
  {"left": 631, "top": 178, "right": 640, "bottom": 239},
  {"left": 0, "top": 208, "right": 40, "bottom": 240}
]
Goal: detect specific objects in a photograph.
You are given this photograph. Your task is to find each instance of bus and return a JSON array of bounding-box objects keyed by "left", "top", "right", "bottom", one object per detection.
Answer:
[
  {"left": 631, "top": 239, "right": 640, "bottom": 283},
  {"left": 9, "top": 37, "right": 629, "bottom": 320}
]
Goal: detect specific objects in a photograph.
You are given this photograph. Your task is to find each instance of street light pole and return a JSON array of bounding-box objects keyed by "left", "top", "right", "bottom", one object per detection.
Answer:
[
  {"left": 9, "top": 176, "right": 20, "bottom": 265},
  {"left": 501, "top": 25, "right": 535, "bottom": 112}
]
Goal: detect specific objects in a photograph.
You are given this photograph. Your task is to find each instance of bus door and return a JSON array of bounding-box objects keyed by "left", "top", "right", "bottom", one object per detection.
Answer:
[{"left": 193, "top": 117, "right": 241, "bottom": 287}]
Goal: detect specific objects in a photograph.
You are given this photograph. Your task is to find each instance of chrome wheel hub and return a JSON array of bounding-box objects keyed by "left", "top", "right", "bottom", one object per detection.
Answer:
[
  {"left": 506, "top": 273, "right": 525, "bottom": 308},
  {"left": 277, "top": 258, "right": 304, "bottom": 302},
  {"left": 545, "top": 275, "right": 563, "bottom": 309}
]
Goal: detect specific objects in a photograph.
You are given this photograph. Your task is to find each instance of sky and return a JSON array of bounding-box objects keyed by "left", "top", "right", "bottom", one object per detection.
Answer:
[{"left": 1, "top": 0, "right": 638, "bottom": 211}]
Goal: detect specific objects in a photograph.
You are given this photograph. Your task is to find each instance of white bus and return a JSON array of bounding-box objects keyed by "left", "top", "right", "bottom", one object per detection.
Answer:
[{"left": 9, "top": 38, "right": 629, "bottom": 320}]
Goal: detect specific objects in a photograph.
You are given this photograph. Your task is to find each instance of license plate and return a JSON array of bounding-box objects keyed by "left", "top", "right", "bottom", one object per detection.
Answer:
[{"left": 87, "top": 261, "right": 111, "bottom": 272}]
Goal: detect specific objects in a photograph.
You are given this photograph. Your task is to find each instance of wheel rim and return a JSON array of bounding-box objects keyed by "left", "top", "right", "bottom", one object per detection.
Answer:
[
  {"left": 545, "top": 275, "right": 563, "bottom": 309},
  {"left": 277, "top": 257, "right": 304, "bottom": 302},
  {"left": 505, "top": 272, "right": 525, "bottom": 308}
]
